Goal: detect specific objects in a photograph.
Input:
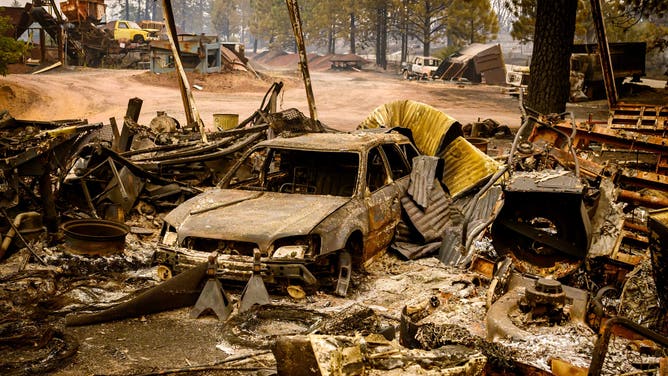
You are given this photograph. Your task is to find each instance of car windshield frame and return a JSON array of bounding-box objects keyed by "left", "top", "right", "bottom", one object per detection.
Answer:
[{"left": 219, "top": 145, "right": 362, "bottom": 198}]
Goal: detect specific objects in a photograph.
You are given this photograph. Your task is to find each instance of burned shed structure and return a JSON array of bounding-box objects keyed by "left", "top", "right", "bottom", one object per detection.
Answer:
[{"left": 434, "top": 43, "right": 506, "bottom": 85}]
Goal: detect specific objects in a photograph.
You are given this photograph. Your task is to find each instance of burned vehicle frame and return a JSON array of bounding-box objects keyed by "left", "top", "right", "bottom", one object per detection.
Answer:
[{"left": 154, "top": 130, "right": 420, "bottom": 295}]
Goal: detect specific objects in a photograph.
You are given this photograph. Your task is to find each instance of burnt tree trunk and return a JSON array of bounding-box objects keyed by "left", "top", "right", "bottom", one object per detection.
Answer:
[
  {"left": 527, "top": 0, "right": 577, "bottom": 114},
  {"left": 400, "top": 0, "right": 407, "bottom": 62},
  {"left": 349, "top": 12, "right": 356, "bottom": 54},
  {"left": 375, "top": 3, "right": 388, "bottom": 69}
]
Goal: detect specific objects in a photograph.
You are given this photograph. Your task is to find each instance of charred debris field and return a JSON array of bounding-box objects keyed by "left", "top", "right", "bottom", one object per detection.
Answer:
[{"left": 0, "top": 66, "right": 668, "bottom": 376}]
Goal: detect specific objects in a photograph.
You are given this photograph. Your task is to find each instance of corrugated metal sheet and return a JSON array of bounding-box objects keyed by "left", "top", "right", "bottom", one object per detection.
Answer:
[
  {"left": 400, "top": 180, "right": 458, "bottom": 243},
  {"left": 357, "top": 100, "right": 462, "bottom": 156},
  {"left": 407, "top": 155, "right": 440, "bottom": 208},
  {"left": 391, "top": 241, "right": 441, "bottom": 260},
  {"left": 441, "top": 136, "right": 500, "bottom": 198},
  {"left": 439, "top": 186, "right": 502, "bottom": 266}
]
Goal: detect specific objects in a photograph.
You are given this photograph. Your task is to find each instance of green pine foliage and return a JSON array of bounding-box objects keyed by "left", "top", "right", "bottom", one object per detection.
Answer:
[{"left": 0, "top": 16, "right": 27, "bottom": 76}]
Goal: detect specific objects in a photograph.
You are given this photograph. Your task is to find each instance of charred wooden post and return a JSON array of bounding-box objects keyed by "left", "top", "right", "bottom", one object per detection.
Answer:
[
  {"left": 286, "top": 0, "right": 318, "bottom": 121},
  {"left": 114, "top": 97, "right": 142, "bottom": 152},
  {"left": 590, "top": 0, "right": 617, "bottom": 108},
  {"left": 161, "top": 0, "right": 208, "bottom": 142}
]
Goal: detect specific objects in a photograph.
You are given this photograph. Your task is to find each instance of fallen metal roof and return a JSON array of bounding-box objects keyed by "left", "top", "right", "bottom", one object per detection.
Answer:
[{"left": 357, "top": 100, "right": 462, "bottom": 156}]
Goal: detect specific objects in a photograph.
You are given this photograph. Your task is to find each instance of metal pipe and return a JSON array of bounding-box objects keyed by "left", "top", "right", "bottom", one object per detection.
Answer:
[
  {"left": 588, "top": 317, "right": 668, "bottom": 376},
  {"left": 0, "top": 212, "right": 42, "bottom": 259},
  {"left": 286, "top": 0, "right": 318, "bottom": 121}
]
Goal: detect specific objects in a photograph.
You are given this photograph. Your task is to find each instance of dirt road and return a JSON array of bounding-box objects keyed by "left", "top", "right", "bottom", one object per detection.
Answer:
[{"left": 0, "top": 67, "right": 607, "bottom": 131}]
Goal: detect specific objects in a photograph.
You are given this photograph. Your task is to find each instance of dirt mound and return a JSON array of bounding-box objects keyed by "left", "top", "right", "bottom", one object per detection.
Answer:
[
  {"left": 0, "top": 82, "right": 42, "bottom": 116},
  {"left": 131, "top": 70, "right": 275, "bottom": 93}
]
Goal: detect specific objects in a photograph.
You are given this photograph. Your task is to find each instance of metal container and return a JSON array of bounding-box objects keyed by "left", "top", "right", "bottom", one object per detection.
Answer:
[
  {"left": 213, "top": 113, "right": 239, "bottom": 131},
  {"left": 62, "top": 219, "right": 130, "bottom": 256},
  {"left": 465, "top": 137, "right": 489, "bottom": 154}
]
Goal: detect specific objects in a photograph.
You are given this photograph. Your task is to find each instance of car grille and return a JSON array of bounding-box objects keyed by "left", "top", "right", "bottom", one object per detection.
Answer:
[{"left": 183, "top": 237, "right": 259, "bottom": 256}]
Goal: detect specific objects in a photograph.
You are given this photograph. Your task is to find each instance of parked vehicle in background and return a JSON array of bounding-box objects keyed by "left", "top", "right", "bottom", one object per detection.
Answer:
[
  {"left": 571, "top": 42, "right": 646, "bottom": 99},
  {"left": 154, "top": 130, "right": 420, "bottom": 296},
  {"left": 401, "top": 56, "right": 442, "bottom": 80},
  {"left": 101, "top": 20, "right": 157, "bottom": 44}
]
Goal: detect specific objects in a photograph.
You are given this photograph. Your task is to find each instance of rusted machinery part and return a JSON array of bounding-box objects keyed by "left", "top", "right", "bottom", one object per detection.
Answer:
[
  {"left": 65, "top": 261, "right": 208, "bottom": 326},
  {"left": 588, "top": 316, "right": 668, "bottom": 376},
  {"left": 501, "top": 248, "right": 582, "bottom": 279},
  {"left": 485, "top": 288, "right": 532, "bottom": 342}
]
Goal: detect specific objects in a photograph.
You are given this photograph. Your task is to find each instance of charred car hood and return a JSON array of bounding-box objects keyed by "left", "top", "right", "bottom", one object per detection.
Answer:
[{"left": 164, "top": 189, "right": 350, "bottom": 250}]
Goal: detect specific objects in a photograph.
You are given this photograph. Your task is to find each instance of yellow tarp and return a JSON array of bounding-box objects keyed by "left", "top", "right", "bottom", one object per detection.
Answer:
[{"left": 357, "top": 100, "right": 462, "bottom": 156}]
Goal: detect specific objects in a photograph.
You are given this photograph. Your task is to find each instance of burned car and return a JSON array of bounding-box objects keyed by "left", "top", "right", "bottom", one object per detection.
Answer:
[{"left": 154, "top": 131, "right": 419, "bottom": 295}]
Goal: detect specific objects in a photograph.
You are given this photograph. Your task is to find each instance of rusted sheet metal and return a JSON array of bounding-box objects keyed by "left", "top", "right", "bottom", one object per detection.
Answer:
[
  {"left": 60, "top": 0, "right": 106, "bottom": 23},
  {"left": 400, "top": 180, "right": 450, "bottom": 243},
  {"left": 150, "top": 36, "right": 218, "bottom": 55},
  {"left": 441, "top": 136, "right": 500, "bottom": 198},
  {"left": 608, "top": 104, "right": 668, "bottom": 134},
  {"left": 648, "top": 208, "right": 668, "bottom": 311},
  {"left": 620, "top": 169, "right": 668, "bottom": 191},
  {"left": 357, "top": 100, "right": 463, "bottom": 156},
  {"left": 564, "top": 122, "right": 668, "bottom": 156}
]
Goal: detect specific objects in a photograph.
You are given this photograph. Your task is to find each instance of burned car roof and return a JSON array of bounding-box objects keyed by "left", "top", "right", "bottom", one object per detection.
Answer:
[{"left": 255, "top": 131, "right": 411, "bottom": 151}]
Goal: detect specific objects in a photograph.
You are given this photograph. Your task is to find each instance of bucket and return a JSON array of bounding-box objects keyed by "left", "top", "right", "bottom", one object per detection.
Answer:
[
  {"left": 213, "top": 113, "right": 239, "bottom": 131},
  {"left": 465, "top": 137, "right": 489, "bottom": 154}
]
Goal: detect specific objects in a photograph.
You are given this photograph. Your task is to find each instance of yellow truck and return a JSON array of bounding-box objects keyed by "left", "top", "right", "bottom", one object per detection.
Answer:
[{"left": 101, "top": 20, "right": 157, "bottom": 44}]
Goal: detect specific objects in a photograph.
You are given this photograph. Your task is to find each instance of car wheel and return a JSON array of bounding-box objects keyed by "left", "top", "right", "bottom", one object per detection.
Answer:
[
  {"left": 402, "top": 70, "right": 409, "bottom": 80},
  {"left": 133, "top": 34, "right": 145, "bottom": 44},
  {"left": 334, "top": 250, "right": 352, "bottom": 297}
]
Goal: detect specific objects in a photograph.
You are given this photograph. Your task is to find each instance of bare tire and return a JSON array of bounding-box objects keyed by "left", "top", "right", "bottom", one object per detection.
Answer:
[{"left": 402, "top": 70, "right": 409, "bottom": 80}]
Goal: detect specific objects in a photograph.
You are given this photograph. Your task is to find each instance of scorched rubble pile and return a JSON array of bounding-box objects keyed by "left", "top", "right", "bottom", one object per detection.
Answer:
[{"left": 0, "top": 87, "right": 668, "bottom": 375}]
